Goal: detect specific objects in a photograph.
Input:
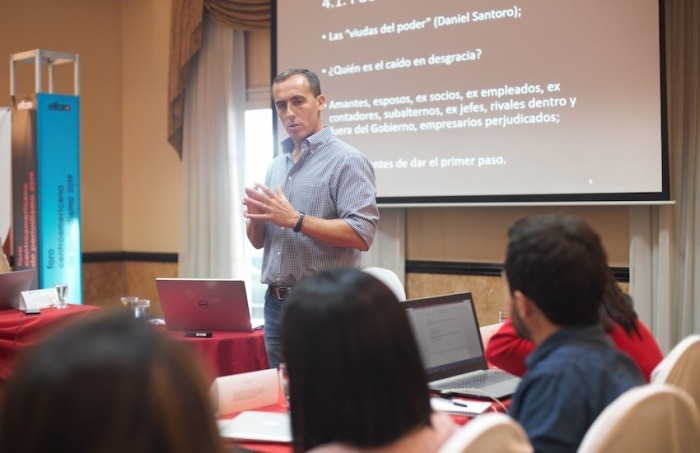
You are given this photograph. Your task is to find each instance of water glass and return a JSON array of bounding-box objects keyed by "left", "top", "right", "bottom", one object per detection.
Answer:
[
  {"left": 54, "top": 284, "right": 69, "bottom": 309},
  {"left": 132, "top": 298, "right": 150, "bottom": 320},
  {"left": 498, "top": 310, "right": 509, "bottom": 323},
  {"left": 120, "top": 296, "right": 138, "bottom": 310}
]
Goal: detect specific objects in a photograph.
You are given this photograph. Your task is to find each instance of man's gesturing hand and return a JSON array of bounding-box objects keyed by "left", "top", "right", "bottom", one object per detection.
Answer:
[{"left": 243, "top": 183, "right": 299, "bottom": 229}]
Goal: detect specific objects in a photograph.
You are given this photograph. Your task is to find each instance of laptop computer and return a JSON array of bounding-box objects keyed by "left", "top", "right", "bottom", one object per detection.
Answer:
[
  {"left": 0, "top": 269, "right": 37, "bottom": 310},
  {"left": 218, "top": 411, "right": 291, "bottom": 443},
  {"left": 403, "top": 292, "right": 521, "bottom": 400},
  {"left": 155, "top": 278, "right": 264, "bottom": 333}
]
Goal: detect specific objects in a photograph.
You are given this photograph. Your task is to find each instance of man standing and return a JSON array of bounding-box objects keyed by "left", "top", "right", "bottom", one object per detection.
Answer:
[
  {"left": 504, "top": 214, "right": 644, "bottom": 452},
  {"left": 243, "top": 68, "right": 379, "bottom": 368}
]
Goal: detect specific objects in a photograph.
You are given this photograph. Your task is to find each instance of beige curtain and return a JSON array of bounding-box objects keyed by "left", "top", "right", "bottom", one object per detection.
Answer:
[
  {"left": 178, "top": 16, "right": 246, "bottom": 278},
  {"left": 629, "top": 0, "right": 700, "bottom": 351},
  {"left": 168, "top": 0, "right": 270, "bottom": 156}
]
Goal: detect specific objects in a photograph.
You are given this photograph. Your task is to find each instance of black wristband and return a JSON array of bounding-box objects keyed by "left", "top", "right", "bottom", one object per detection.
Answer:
[{"left": 293, "top": 212, "right": 305, "bottom": 233}]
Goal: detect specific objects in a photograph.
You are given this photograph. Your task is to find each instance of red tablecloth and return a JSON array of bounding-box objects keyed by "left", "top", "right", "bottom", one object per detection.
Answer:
[
  {"left": 220, "top": 397, "right": 509, "bottom": 452},
  {"left": 0, "top": 304, "right": 103, "bottom": 382},
  {"left": 165, "top": 329, "right": 270, "bottom": 382}
]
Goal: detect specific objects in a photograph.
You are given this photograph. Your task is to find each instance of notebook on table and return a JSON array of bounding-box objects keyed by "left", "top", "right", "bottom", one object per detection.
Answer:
[
  {"left": 0, "top": 269, "right": 37, "bottom": 310},
  {"left": 155, "top": 278, "right": 264, "bottom": 333},
  {"left": 403, "top": 292, "right": 521, "bottom": 400}
]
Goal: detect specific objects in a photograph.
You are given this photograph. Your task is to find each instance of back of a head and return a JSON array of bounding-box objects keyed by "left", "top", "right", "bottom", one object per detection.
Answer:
[
  {"left": 504, "top": 214, "right": 609, "bottom": 326},
  {"left": 0, "top": 313, "right": 223, "bottom": 453},
  {"left": 281, "top": 268, "right": 431, "bottom": 452}
]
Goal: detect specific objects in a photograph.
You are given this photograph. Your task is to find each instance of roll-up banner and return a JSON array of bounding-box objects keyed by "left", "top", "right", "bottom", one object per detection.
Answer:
[
  {"left": 0, "top": 107, "right": 11, "bottom": 266},
  {"left": 10, "top": 50, "right": 82, "bottom": 303}
]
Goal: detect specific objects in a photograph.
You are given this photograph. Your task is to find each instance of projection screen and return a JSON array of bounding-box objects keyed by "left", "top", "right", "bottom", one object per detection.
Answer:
[{"left": 273, "top": 0, "right": 669, "bottom": 205}]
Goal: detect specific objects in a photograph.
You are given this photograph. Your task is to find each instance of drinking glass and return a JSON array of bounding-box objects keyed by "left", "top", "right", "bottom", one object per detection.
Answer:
[
  {"left": 132, "top": 298, "right": 150, "bottom": 320},
  {"left": 120, "top": 296, "right": 138, "bottom": 310},
  {"left": 54, "top": 284, "right": 69, "bottom": 309},
  {"left": 498, "top": 310, "right": 509, "bottom": 323}
]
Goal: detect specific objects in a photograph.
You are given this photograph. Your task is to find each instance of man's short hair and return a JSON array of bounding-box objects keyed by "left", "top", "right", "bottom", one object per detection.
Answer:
[
  {"left": 273, "top": 68, "right": 322, "bottom": 97},
  {"left": 504, "top": 214, "right": 608, "bottom": 326}
]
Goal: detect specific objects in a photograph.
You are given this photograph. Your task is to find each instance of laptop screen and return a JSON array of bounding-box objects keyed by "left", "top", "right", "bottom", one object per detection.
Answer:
[
  {"left": 404, "top": 293, "right": 487, "bottom": 382},
  {"left": 0, "top": 269, "right": 37, "bottom": 310},
  {"left": 156, "top": 278, "right": 255, "bottom": 332}
]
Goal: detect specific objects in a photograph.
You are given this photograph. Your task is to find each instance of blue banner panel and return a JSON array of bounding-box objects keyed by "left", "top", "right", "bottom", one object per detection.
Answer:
[{"left": 36, "top": 93, "right": 82, "bottom": 303}]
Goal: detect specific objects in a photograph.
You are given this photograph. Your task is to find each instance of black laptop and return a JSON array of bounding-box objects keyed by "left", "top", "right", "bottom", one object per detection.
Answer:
[{"left": 403, "top": 292, "right": 521, "bottom": 400}]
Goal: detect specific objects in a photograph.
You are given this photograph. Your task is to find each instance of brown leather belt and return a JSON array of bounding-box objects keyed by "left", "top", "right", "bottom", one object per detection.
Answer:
[{"left": 268, "top": 285, "right": 292, "bottom": 300}]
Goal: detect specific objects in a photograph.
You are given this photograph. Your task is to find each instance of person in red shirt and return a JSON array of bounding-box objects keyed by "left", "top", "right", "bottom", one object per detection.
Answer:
[{"left": 485, "top": 275, "right": 663, "bottom": 381}]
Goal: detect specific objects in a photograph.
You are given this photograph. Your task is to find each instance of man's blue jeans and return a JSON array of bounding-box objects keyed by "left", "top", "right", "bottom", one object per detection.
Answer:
[{"left": 264, "top": 290, "right": 284, "bottom": 369}]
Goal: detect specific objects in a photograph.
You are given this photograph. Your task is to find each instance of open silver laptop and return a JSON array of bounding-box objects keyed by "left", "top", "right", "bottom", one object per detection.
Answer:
[
  {"left": 403, "top": 292, "right": 521, "bottom": 400},
  {"left": 156, "top": 278, "right": 263, "bottom": 332},
  {"left": 0, "top": 269, "right": 37, "bottom": 310},
  {"left": 218, "top": 411, "right": 291, "bottom": 443}
]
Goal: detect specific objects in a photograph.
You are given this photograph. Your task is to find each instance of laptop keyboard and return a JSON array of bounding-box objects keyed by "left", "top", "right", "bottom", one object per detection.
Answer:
[{"left": 436, "top": 370, "right": 514, "bottom": 390}]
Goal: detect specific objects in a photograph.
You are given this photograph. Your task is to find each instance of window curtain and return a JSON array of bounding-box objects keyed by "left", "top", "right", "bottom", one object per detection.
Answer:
[
  {"left": 629, "top": 0, "right": 699, "bottom": 352},
  {"left": 178, "top": 15, "right": 247, "bottom": 278},
  {"left": 170, "top": 0, "right": 270, "bottom": 277},
  {"left": 168, "top": 0, "right": 270, "bottom": 156}
]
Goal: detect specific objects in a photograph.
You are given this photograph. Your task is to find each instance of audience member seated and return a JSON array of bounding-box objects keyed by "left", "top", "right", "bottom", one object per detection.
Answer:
[
  {"left": 485, "top": 275, "right": 663, "bottom": 381},
  {"left": 281, "top": 268, "right": 458, "bottom": 453},
  {"left": 0, "top": 313, "right": 224, "bottom": 453},
  {"left": 502, "top": 214, "right": 644, "bottom": 453}
]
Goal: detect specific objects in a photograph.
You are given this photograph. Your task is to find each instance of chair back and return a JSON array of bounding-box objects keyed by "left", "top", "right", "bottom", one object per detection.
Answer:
[
  {"left": 479, "top": 322, "right": 503, "bottom": 347},
  {"left": 361, "top": 267, "right": 406, "bottom": 301},
  {"left": 651, "top": 334, "right": 700, "bottom": 409},
  {"left": 437, "top": 412, "right": 533, "bottom": 453},
  {"left": 577, "top": 384, "right": 700, "bottom": 452}
]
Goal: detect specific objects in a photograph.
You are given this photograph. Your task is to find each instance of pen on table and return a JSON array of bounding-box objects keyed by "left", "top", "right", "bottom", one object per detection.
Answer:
[{"left": 450, "top": 399, "right": 470, "bottom": 407}]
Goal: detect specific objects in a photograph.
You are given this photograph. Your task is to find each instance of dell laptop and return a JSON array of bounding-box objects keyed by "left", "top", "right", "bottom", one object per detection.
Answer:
[{"left": 156, "top": 278, "right": 263, "bottom": 332}]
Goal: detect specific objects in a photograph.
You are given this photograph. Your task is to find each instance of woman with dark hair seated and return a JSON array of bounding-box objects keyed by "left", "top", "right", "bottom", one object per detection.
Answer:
[
  {"left": 0, "top": 313, "right": 225, "bottom": 453},
  {"left": 281, "top": 268, "right": 457, "bottom": 453}
]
